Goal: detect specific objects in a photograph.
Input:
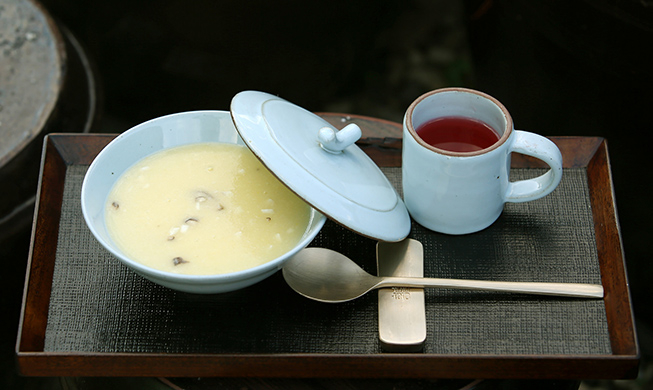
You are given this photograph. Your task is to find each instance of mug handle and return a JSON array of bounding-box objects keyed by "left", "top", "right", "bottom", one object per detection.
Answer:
[{"left": 505, "top": 130, "right": 563, "bottom": 203}]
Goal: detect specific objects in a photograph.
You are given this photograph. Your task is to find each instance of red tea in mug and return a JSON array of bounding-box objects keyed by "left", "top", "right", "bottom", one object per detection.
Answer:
[{"left": 416, "top": 116, "right": 500, "bottom": 152}]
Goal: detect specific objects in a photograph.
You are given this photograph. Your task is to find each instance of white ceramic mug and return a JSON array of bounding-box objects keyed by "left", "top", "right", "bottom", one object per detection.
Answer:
[{"left": 402, "top": 88, "right": 563, "bottom": 235}]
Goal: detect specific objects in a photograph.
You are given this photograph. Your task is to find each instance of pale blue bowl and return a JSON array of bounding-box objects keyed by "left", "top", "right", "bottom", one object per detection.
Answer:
[{"left": 81, "top": 110, "right": 326, "bottom": 294}]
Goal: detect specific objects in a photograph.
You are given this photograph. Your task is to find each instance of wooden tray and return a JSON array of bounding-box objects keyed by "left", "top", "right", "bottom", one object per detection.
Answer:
[{"left": 16, "top": 115, "right": 638, "bottom": 379}]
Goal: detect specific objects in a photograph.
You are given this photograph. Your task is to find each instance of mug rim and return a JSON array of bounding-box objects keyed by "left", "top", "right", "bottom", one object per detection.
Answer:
[{"left": 405, "top": 87, "right": 513, "bottom": 157}]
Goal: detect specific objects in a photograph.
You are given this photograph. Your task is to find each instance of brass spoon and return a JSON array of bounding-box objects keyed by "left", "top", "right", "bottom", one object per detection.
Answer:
[{"left": 282, "top": 247, "right": 604, "bottom": 303}]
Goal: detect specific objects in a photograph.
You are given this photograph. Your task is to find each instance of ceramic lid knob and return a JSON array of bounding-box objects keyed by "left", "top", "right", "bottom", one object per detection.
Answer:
[{"left": 317, "top": 124, "right": 362, "bottom": 154}]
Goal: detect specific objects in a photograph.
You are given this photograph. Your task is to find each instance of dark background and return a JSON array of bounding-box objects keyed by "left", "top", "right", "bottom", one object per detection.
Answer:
[{"left": 3, "top": 0, "right": 652, "bottom": 388}]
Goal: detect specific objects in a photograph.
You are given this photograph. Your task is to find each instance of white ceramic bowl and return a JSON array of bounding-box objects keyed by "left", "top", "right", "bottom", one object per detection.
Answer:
[{"left": 81, "top": 110, "right": 326, "bottom": 294}]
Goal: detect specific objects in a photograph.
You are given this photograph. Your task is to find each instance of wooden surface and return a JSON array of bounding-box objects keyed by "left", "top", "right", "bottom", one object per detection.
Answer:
[{"left": 15, "top": 114, "right": 638, "bottom": 380}]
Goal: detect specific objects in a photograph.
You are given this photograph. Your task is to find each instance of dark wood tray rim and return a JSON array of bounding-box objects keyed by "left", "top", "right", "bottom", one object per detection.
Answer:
[
  {"left": 15, "top": 351, "right": 637, "bottom": 379},
  {"left": 15, "top": 116, "right": 639, "bottom": 379}
]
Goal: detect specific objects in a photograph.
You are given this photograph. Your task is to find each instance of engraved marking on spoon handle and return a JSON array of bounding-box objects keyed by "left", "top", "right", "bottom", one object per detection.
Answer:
[{"left": 377, "top": 277, "right": 604, "bottom": 298}]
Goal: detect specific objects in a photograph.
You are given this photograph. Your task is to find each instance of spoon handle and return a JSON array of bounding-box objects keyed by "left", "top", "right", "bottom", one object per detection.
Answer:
[{"left": 378, "top": 277, "right": 603, "bottom": 298}]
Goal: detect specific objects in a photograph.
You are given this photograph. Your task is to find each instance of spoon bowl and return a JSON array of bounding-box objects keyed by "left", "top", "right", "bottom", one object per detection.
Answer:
[
  {"left": 282, "top": 246, "right": 604, "bottom": 303},
  {"left": 282, "top": 247, "right": 380, "bottom": 303}
]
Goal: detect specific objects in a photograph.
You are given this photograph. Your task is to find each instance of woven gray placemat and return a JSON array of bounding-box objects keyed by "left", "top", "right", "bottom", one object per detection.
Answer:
[{"left": 44, "top": 165, "right": 610, "bottom": 355}]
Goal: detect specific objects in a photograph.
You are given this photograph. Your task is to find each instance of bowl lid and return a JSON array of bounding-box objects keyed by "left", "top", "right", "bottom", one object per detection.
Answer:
[{"left": 230, "top": 91, "right": 410, "bottom": 242}]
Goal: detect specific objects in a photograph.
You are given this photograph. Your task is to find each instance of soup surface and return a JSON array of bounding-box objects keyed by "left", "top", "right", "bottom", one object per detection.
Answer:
[{"left": 105, "top": 143, "right": 312, "bottom": 275}]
